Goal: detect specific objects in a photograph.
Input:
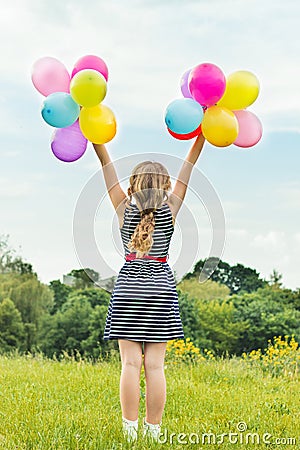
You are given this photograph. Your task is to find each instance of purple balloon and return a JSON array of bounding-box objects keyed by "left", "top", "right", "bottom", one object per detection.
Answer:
[
  {"left": 180, "top": 69, "right": 193, "bottom": 98},
  {"left": 51, "top": 120, "right": 88, "bottom": 162}
]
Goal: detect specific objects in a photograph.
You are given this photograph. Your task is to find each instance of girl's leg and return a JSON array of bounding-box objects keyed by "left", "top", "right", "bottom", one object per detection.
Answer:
[
  {"left": 118, "top": 339, "right": 143, "bottom": 421},
  {"left": 143, "top": 341, "right": 167, "bottom": 424}
]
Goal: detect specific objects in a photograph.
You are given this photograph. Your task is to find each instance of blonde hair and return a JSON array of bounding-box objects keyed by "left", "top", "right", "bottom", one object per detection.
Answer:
[{"left": 126, "top": 161, "right": 172, "bottom": 258}]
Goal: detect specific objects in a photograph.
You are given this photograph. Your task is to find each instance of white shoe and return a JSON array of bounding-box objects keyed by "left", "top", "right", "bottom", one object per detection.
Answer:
[
  {"left": 122, "top": 417, "right": 138, "bottom": 443},
  {"left": 142, "top": 417, "right": 162, "bottom": 442}
]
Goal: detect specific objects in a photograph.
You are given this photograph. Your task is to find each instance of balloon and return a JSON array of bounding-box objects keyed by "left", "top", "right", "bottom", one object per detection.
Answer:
[
  {"left": 70, "top": 69, "right": 107, "bottom": 107},
  {"left": 79, "top": 104, "right": 116, "bottom": 144},
  {"left": 51, "top": 120, "right": 88, "bottom": 162},
  {"left": 217, "top": 71, "right": 260, "bottom": 110},
  {"left": 165, "top": 98, "right": 204, "bottom": 134},
  {"left": 41, "top": 93, "right": 80, "bottom": 128},
  {"left": 167, "top": 124, "right": 202, "bottom": 140},
  {"left": 233, "top": 110, "right": 262, "bottom": 148},
  {"left": 201, "top": 106, "right": 239, "bottom": 147},
  {"left": 72, "top": 55, "right": 109, "bottom": 81},
  {"left": 31, "top": 57, "right": 70, "bottom": 96},
  {"left": 180, "top": 69, "right": 193, "bottom": 98},
  {"left": 188, "top": 63, "right": 226, "bottom": 107}
]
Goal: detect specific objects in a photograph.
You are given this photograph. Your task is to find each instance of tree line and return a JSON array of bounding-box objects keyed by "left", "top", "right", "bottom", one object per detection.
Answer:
[{"left": 0, "top": 235, "right": 299, "bottom": 359}]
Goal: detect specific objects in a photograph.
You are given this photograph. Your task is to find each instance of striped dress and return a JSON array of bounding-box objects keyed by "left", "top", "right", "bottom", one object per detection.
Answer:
[{"left": 103, "top": 201, "right": 185, "bottom": 342}]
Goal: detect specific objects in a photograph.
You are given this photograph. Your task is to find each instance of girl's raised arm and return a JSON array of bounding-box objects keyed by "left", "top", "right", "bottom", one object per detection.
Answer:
[
  {"left": 93, "top": 143, "right": 126, "bottom": 211},
  {"left": 168, "top": 133, "right": 205, "bottom": 216}
]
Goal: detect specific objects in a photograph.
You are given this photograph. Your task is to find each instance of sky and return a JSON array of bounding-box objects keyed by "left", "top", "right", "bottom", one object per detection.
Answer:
[{"left": 1, "top": 0, "right": 300, "bottom": 290}]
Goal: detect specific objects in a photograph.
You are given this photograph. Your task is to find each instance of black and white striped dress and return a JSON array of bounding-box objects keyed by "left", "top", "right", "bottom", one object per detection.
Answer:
[{"left": 103, "top": 201, "right": 185, "bottom": 342}]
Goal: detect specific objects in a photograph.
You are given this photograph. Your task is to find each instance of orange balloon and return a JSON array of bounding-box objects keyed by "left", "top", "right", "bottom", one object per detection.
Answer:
[
  {"left": 79, "top": 104, "right": 116, "bottom": 144},
  {"left": 201, "top": 106, "right": 239, "bottom": 147}
]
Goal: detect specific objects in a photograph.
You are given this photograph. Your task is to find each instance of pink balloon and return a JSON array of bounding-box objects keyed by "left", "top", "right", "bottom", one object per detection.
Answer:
[
  {"left": 31, "top": 57, "right": 70, "bottom": 96},
  {"left": 180, "top": 69, "right": 193, "bottom": 98},
  {"left": 51, "top": 120, "right": 88, "bottom": 162},
  {"left": 71, "top": 55, "right": 109, "bottom": 81},
  {"left": 233, "top": 110, "right": 263, "bottom": 148},
  {"left": 188, "top": 63, "right": 226, "bottom": 107}
]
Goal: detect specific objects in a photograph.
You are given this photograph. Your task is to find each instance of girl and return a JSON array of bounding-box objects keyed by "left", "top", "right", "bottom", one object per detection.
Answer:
[{"left": 93, "top": 133, "right": 205, "bottom": 443}]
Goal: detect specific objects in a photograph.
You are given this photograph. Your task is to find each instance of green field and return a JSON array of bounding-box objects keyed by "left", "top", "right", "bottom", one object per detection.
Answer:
[{"left": 0, "top": 353, "right": 299, "bottom": 450}]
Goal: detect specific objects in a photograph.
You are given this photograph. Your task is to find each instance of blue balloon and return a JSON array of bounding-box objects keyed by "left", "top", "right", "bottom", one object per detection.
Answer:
[
  {"left": 165, "top": 98, "right": 204, "bottom": 134},
  {"left": 41, "top": 92, "right": 80, "bottom": 128}
]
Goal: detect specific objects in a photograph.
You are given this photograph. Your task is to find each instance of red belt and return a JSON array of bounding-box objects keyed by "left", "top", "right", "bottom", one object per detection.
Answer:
[{"left": 125, "top": 252, "right": 168, "bottom": 262}]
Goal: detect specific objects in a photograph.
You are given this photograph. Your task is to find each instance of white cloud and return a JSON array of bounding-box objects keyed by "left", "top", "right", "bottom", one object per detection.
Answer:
[
  {"left": 222, "top": 200, "right": 244, "bottom": 213},
  {"left": 275, "top": 181, "right": 300, "bottom": 209},
  {"left": 1, "top": 151, "right": 21, "bottom": 158},
  {"left": 0, "top": 172, "right": 50, "bottom": 198},
  {"left": 251, "top": 231, "right": 286, "bottom": 250},
  {"left": 0, "top": 177, "right": 35, "bottom": 198},
  {"left": 222, "top": 228, "right": 300, "bottom": 289},
  {"left": 228, "top": 228, "right": 249, "bottom": 238}
]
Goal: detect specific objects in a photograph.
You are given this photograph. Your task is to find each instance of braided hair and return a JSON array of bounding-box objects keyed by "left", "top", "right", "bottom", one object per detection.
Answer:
[{"left": 126, "top": 161, "right": 172, "bottom": 258}]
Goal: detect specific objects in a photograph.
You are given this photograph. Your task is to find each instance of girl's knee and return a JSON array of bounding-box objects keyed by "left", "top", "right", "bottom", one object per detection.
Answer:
[
  {"left": 144, "top": 358, "right": 164, "bottom": 372},
  {"left": 119, "top": 340, "right": 143, "bottom": 369},
  {"left": 122, "top": 356, "right": 143, "bottom": 370},
  {"left": 143, "top": 343, "right": 167, "bottom": 373}
]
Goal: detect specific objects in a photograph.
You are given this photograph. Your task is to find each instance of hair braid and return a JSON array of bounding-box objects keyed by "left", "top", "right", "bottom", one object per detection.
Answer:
[{"left": 126, "top": 161, "right": 171, "bottom": 257}]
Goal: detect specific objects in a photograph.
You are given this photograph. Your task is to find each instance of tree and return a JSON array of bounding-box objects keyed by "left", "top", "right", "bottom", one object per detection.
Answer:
[
  {"left": 230, "top": 285, "right": 300, "bottom": 353},
  {"left": 268, "top": 269, "right": 283, "bottom": 288},
  {"left": 177, "top": 290, "right": 201, "bottom": 345},
  {"left": 67, "top": 287, "right": 110, "bottom": 309},
  {"left": 37, "top": 286, "right": 111, "bottom": 358},
  {"left": 81, "top": 304, "right": 118, "bottom": 358},
  {"left": 195, "top": 298, "right": 249, "bottom": 356},
  {"left": 67, "top": 268, "right": 99, "bottom": 289},
  {"left": 37, "top": 287, "right": 112, "bottom": 359},
  {"left": 96, "top": 276, "right": 117, "bottom": 294},
  {"left": 177, "top": 289, "right": 248, "bottom": 356},
  {"left": 37, "top": 312, "right": 67, "bottom": 357},
  {"left": 0, "top": 234, "right": 14, "bottom": 273},
  {"left": 49, "top": 279, "right": 73, "bottom": 314},
  {"left": 182, "top": 257, "right": 267, "bottom": 294},
  {"left": 0, "top": 273, "right": 54, "bottom": 351},
  {"left": 289, "top": 288, "right": 300, "bottom": 311},
  {"left": 0, "top": 234, "right": 34, "bottom": 275},
  {"left": 177, "top": 278, "right": 230, "bottom": 302},
  {"left": 38, "top": 294, "right": 94, "bottom": 357},
  {"left": 0, "top": 298, "right": 24, "bottom": 352}
]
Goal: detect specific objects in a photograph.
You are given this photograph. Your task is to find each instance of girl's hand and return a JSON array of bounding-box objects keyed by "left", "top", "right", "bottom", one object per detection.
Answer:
[{"left": 187, "top": 133, "right": 205, "bottom": 165}]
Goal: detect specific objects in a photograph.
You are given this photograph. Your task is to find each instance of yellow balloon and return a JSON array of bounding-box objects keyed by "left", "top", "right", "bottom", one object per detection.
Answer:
[
  {"left": 70, "top": 69, "right": 107, "bottom": 107},
  {"left": 79, "top": 104, "right": 117, "bottom": 144},
  {"left": 217, "top": 71, "right": 260, "bottom": 110},
  {"left": 202, "top": 106, "right": 239, "bottom": 147}
]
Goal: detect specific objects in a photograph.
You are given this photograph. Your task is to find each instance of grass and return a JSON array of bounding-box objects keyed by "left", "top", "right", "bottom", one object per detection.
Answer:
[{"left": 0, "top": 352, "right": 299, "bottom": 449}]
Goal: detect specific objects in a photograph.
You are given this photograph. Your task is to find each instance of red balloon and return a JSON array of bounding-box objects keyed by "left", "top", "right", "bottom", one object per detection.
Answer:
[{"left": 167, "top": 124, "right": 202, "bottom": 140}]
